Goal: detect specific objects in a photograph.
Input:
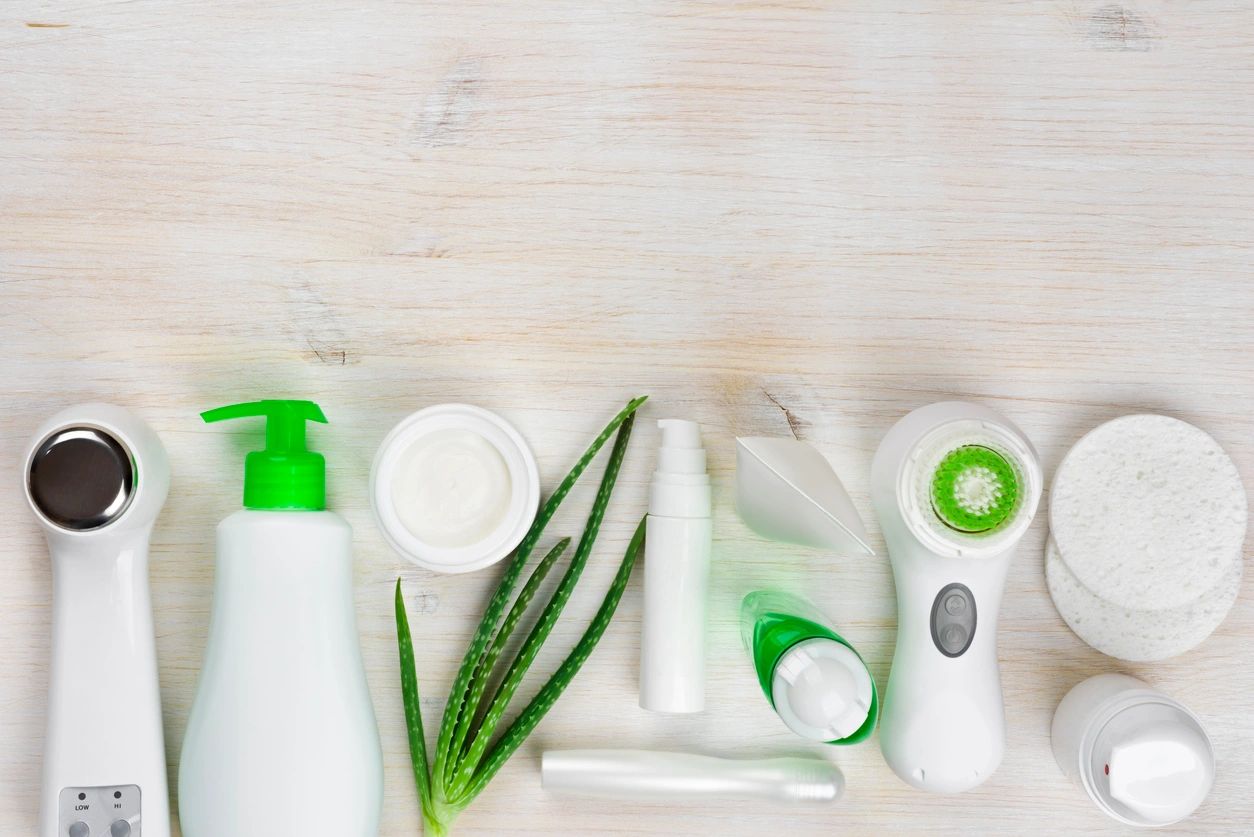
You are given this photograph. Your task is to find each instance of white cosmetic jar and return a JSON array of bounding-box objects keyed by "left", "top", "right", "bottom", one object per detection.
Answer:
[{"left": 371, "top": 404, "right": 540, "bottom": 573}]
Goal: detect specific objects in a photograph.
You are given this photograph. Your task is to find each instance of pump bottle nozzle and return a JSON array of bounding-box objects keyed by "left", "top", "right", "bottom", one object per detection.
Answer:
[{"left": 201, "top": 400, "right": 329, "bottom": 511}]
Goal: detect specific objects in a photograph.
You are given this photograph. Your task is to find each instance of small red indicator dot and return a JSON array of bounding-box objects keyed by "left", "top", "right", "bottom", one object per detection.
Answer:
[{"left": 1104, "top": 764, "right": 1110, "bottom": 775}]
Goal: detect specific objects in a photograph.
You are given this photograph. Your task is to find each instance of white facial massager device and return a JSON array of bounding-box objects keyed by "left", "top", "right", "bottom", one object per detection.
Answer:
[
  {"left": 26, "top": 405, "right": 171, "bottom": 837},
  {"left": 872, "top": 402, "right": 1041, "bottom": 793}
]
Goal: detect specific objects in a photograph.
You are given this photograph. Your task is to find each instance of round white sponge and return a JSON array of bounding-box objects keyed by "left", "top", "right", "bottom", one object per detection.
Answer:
[
  {"left": 1046, "top": 537, "right": 1242, "bottom": 662},
  {"left": 1050, "top": 414, "right": 1246, "bottom": 611}
]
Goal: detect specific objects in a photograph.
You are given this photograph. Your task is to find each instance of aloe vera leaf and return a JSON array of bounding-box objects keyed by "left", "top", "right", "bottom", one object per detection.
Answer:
[
  {"left": 456, "top": 515, "right": 647, "bottom": 805},
  {"left": 448, "top": 537, "right": 569, "bottom": 768},
  {"left": 433, "top": 396, "right": 647, "bottom": 783},
  {"left": 393, "top": 579, "right": 435, "bottom": 824},
  {"left": 447, "top": 411, "right": 637, "bottom": 795}
]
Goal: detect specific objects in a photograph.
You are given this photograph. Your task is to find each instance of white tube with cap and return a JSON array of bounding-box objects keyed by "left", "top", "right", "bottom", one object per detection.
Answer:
[
  {"left": 639, "top": 419, "right": 712, "bottom": 713},
  {"left": 542, "top": 750, "right": 844, "bottom": 805}
]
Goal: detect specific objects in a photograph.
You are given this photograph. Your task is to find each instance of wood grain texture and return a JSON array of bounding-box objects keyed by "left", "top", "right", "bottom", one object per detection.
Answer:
[{"left": 2, "top": 1, "right": 1252, "bottom": 834}]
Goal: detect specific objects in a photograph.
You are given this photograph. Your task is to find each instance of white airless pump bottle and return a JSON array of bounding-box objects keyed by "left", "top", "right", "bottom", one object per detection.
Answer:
[{"left": 639, "top": 419, "right": 712, "bottom": 714}]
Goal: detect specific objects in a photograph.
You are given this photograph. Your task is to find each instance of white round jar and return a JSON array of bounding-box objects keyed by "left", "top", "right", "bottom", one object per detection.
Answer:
[{"left": 371, "top": 404, "right": 540, "bottom": 573}]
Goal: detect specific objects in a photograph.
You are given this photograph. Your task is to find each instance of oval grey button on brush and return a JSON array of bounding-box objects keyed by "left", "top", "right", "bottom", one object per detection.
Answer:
[{"left": 29, "top": 427, "right": 135, "bottom": 530}]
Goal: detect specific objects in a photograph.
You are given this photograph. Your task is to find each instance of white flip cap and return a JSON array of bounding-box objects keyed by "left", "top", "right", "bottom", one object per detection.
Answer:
[
  {"left": 771, "top": 638, "right": 874, "bottom": 742},
  {"left": 1095, "top": 702, "right": 1215, "bottom": 827}
]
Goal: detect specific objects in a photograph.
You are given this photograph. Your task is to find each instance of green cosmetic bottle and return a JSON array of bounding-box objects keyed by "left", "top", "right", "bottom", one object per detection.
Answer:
[{"left": 741, "top": 591, "right": 878, "bottom": 745}]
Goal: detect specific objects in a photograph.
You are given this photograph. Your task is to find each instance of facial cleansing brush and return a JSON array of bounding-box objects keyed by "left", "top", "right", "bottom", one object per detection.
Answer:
[
  {"left": 872, "top": 402, "right": 1041, "bottom": 793},
  {"left": 26, "top": 404, "right": 171, "bottom": 837}
]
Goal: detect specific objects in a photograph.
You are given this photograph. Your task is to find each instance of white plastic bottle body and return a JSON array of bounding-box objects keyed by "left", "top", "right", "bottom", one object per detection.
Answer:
[
  {"left": 639, "top": 513, "right": 712, "bottom": 713},
  {"left": 179, "top": 510, "right": 382, "bottom": 837}
]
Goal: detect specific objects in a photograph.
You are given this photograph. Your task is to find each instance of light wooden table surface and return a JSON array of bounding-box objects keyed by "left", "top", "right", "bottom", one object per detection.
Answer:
[{"left": 3, "top": 1, "right": 1253, "bottom": 834}]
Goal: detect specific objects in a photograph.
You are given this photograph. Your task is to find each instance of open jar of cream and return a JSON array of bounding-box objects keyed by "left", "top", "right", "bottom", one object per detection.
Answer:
[{"left": 371, "top": 404, "right": 540, "bottom": 573}]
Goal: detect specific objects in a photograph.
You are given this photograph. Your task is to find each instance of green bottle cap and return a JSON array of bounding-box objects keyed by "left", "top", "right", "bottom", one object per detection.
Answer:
[{"left": 202, "top": 399, "right": 328, "bottom": 511}]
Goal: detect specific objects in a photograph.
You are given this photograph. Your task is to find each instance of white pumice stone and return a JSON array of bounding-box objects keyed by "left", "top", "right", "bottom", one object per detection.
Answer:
[
  {"left": 1049, "top": 414, "right": 1247, "bottom": 611},
  {"left": 1046, "top": 537, "right": 1242, "bottom": 662}
]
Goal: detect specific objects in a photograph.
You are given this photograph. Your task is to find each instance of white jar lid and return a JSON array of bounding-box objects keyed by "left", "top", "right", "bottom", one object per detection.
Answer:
[
  {"left": 770, "top": 638, "right": 874, "bottom": 742},
  {"left": 371, "top": 404, "right": 539, "bottom": 574}
]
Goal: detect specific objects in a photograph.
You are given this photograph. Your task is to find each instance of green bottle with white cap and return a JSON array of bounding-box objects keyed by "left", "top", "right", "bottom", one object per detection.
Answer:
[
  {"left": 179, "top": 400, "right": 383, "bottom": 837},
  {"left": 741, "top": 590, "right": 878, "bottom": 745}
]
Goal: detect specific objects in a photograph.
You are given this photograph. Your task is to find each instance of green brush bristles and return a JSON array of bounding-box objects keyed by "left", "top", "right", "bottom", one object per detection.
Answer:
[{"left": 930, "top": 445, "right": 1019, "bottom": 534}]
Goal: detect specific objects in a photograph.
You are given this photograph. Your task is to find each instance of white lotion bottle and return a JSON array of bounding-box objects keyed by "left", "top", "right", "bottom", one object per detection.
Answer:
[
  {"left": 1051, "top": 674, "right": 1214, "bottom": 827},
  {"left": 179, "top": 400, "right": 382, "bottom": 837},
  {"left": 640, "top": 419, "right": 712, "bottom": 713}
]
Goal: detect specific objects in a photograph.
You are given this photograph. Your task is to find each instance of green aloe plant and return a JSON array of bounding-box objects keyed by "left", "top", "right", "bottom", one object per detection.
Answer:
[{"left": 395, "top": 397, "right": 648, "bottom": 835}]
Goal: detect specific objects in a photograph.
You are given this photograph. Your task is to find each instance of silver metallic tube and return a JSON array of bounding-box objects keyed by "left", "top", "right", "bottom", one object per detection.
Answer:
[{"left": 541, "top": 750, "right": 844, "bottom": 805}]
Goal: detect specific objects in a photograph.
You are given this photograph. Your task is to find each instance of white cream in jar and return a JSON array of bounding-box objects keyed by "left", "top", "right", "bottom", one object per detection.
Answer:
[
  {"left": 391, "top": 428, "right": 512, "bottom": 548},
  {"left": 371, "top": 404, "right": 540, "bottom": 574}
]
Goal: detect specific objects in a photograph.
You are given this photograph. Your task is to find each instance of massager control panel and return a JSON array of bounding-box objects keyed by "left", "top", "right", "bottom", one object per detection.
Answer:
[
  {"left": 931, "top": 583, "right": 976, "bottom": 657},
  {"left": 59, "top": 785, "right": 140, "bottom": 836}
]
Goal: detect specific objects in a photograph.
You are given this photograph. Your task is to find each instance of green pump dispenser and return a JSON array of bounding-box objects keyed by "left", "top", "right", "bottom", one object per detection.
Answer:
[{"left": 202, "top": 400, "right": 328, "bottom": 511}]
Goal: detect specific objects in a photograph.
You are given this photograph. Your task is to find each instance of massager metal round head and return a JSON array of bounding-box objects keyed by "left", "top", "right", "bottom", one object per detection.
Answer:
[{"left": 28, "top": 427, "right": 136, "bottom": 531}]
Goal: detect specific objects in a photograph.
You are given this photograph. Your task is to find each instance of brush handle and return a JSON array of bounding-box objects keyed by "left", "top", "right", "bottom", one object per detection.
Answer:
[
  {"left": 40, "top": 531, "right": 169, "bottom": 837},
  {"left": 878, "top": 539, "right": 1010, "bottom": 794},
  {"left": 542, "top": 750, "right": 844, "bottom": 804}
]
